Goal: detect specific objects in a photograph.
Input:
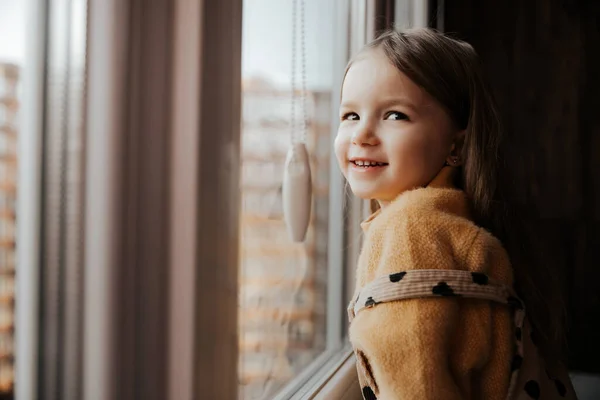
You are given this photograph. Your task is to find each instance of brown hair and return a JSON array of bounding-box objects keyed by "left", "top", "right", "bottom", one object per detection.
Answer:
[{"left": 352, "top": 29, "right": 566, "bottom": 360}]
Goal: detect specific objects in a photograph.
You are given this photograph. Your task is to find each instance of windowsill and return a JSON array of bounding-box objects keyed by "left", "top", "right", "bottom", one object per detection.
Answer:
[
  {"left": 271, "top": 343, "right": 362, "bottom": 400},
  {"left": 309, "top": 349, "right": 362, "bottom": 400}
]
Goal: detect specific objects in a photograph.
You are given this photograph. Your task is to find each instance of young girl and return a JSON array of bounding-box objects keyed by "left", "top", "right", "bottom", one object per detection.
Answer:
[{"left": 336, "top": 29, "right": 577, "bottom": 400}]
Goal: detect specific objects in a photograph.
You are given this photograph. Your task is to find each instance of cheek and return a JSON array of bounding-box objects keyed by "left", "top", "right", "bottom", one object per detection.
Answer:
[
  {"left": 389, "top": 130, "right": 445, "bottom": 171},
  {"left": 389, "top": 132, "right": 428, "bottom": 160},
  {"left": 334, "top": 129, "right": 349, "bottom": 171}
]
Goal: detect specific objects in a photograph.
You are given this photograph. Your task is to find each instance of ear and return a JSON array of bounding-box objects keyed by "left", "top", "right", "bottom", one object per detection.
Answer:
[{"left": 445, "top": 130, "right": 466, "bottom": 167}]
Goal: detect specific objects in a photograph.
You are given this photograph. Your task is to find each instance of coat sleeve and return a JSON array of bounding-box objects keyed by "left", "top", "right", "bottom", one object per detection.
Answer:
[{"left": 349, "top": 210, "right": 513, "bottom": 400}]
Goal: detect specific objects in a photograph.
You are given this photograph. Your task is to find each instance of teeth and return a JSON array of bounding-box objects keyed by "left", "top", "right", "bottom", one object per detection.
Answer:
[{"left": 353, "top": 160, "right": 385, "bottom": 167}]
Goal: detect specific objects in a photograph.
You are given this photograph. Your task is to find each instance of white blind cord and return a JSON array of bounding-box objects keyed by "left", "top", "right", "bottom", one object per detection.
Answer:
[{"left": 283, "top": 0, "right": 312, "bottom": 243}]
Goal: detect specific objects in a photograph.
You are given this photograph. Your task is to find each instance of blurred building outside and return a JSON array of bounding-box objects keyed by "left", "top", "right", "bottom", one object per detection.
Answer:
[
  {"left": 238, "top": 75, "right": 332, "bottom": 399},
  {"left": 0, "top": 61, "right": 19, "bottom": 397}
]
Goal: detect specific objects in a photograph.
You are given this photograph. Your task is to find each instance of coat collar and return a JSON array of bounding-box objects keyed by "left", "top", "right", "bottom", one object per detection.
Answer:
[{"left": 360, "top": 167, "right": 470, "bottom": 232}]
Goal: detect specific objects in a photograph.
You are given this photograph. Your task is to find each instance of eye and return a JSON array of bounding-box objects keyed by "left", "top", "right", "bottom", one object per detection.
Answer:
[
  {"left": 341, "top": 112, "right": 359, "bottom": 121},
  {"left": 385, "top": 111, "right": 409, "bottom": 121}
]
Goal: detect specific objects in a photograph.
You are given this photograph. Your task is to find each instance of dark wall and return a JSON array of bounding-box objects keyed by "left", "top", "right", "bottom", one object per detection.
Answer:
[{"left": 443, "top": 0, "right": 600, "bottom": 372}]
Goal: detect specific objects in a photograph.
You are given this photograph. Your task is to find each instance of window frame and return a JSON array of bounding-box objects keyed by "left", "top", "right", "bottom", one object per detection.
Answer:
[
  {"left": 83, "top": 0, "right": 245, "bottom": 398},
  {"left": 15, "top": 0, "right": 48, "bottom": 398},
  {"left": 167, "top": 0, "right": 243, "bottom": 399}
]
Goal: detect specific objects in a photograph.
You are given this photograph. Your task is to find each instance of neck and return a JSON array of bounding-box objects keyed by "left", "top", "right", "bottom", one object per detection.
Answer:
[{"left": 375, "top": 166, "right": 458, "bottom": 209}]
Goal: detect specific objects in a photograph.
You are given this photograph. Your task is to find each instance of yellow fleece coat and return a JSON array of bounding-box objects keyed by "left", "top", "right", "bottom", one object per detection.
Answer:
[{"left": 349, "top": 185, "right": 514, "bottom": 399}]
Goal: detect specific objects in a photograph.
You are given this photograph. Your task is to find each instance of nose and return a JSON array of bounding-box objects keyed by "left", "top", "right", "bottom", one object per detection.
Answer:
[{"left": 351, "top": 122, "right": 379, "bottom": 146}]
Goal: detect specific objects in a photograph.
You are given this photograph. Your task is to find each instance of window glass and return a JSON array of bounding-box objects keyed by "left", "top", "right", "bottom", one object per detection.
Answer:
[
  {"left": 0, "top": 0, "right": 25, "bottom": 396},
  {"left": 239, "top": 0, "right": 338, "bottom": 398}
]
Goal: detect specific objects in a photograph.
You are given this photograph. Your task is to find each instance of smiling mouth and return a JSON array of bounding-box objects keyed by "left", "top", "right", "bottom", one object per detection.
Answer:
[{"left": 350, "top": 160, "right": 389, "bottom": 168}]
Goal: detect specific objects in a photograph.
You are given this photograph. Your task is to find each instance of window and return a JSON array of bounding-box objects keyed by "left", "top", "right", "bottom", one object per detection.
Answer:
[
  {"left": 6, "top": 1, "right": 395, "bottom": 399},
  {"left": 239, "top": 1, "right": 344, "bottom": 398}
]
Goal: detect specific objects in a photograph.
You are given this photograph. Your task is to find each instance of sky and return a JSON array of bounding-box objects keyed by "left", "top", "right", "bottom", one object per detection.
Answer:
[
  {"left": 0, "top": 0, "right": 26, "bottom": 65},
  {"left": 242, "top": 0, "right": 335, "bottom": 90},
  {"left": 0, "top": 0, "right": 335, "bottom": 89}
]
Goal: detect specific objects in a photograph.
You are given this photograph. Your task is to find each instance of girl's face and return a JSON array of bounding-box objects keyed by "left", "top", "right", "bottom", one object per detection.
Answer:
[{"left": 335, "top": 48, "right": 460, "bottom": 207}]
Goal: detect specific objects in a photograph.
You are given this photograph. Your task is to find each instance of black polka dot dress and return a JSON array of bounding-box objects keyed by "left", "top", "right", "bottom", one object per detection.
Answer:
[{"left": 348, "top": 270, "right": 577, "bottom": 400}]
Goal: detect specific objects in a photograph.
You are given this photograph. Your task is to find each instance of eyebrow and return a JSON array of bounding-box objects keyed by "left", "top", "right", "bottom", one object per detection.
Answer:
[{"left": 340, "top": 97, "right": 418, "bottom": 112}]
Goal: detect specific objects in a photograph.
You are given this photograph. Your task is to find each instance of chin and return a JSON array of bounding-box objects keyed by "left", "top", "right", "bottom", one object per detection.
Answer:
[
  {"left": 350, "top": 184, "right": 403, "bottom": 204},
  {"left": 348, "top": 184, "right": 382, "bottom": 200},
  {"left": 351, "top": 191, "right": 374, "bottom": 200}
]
